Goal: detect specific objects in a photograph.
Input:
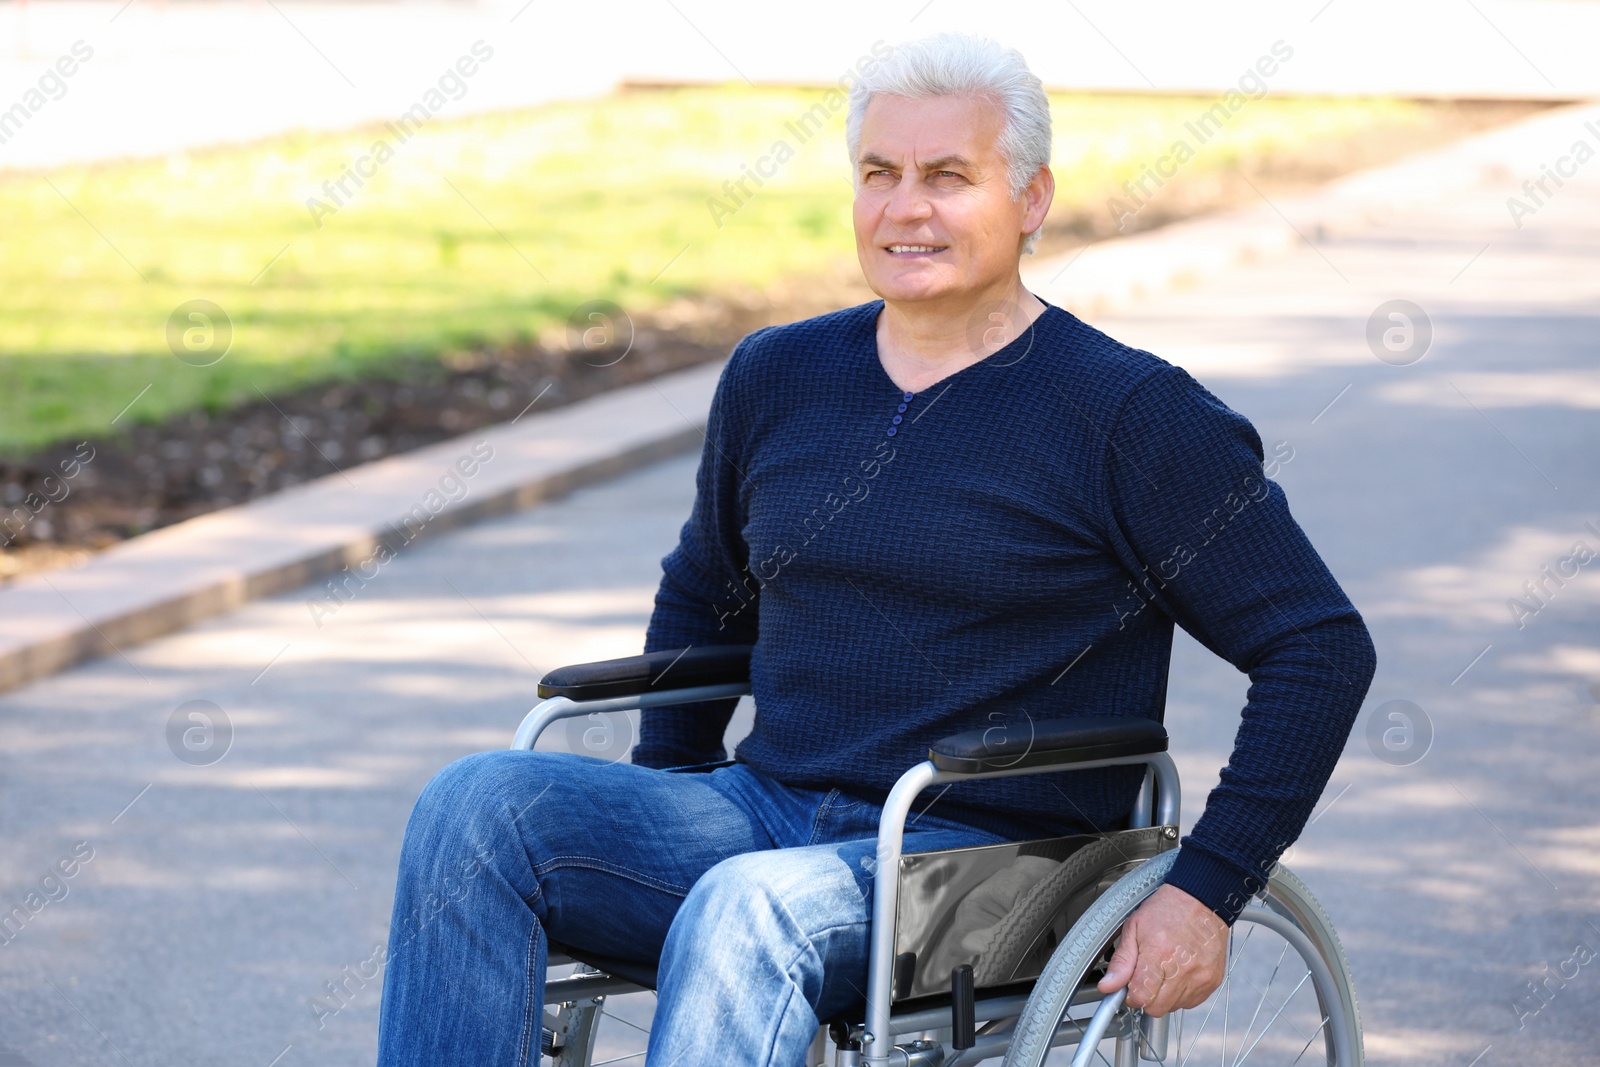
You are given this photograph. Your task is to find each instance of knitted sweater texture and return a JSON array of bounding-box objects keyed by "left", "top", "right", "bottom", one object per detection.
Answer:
[{"left": 638, "top": 299, "right": 1376, "bottom": 923}]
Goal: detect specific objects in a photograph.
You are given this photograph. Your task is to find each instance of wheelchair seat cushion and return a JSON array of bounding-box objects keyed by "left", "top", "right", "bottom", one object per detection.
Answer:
[{"left": 548, "top": 939, "right": 659, "bottom": 990}]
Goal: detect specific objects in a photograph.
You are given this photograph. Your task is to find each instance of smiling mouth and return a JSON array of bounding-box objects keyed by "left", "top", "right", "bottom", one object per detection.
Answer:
[{"left": 886, "top": 244, "right": 948, "bottom": 254}]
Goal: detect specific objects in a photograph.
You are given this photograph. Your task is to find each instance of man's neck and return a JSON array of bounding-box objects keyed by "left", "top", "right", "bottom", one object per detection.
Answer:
[{"left": 876, "top": 276, "right": 1046, "bottom": 393}]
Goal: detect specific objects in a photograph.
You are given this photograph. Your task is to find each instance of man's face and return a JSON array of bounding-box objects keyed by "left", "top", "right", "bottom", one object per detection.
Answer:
[{"left": 852, "top": 93, "right": 1049, "bottom": 307}]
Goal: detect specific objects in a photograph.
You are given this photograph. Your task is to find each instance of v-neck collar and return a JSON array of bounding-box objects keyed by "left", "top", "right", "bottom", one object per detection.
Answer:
[{"left": 861, "top": 298, "right": 1060, "bottom": 398}]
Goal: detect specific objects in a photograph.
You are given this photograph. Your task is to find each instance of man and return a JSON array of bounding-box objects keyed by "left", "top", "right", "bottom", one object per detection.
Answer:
[{"left": 377, "top": 32, "right": 1375, "bottom": 1065}]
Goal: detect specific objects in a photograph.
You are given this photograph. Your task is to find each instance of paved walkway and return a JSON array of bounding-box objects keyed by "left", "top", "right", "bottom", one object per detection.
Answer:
[
  {"left": 4, "top": 122, "right": 1600, "bottom": 1067},
  {"left": 0, "top": 453, "right": 710, "bottom": 1065},
  {"left": 1092, "top": 133, "right": 1600, "bottom": 1064}
]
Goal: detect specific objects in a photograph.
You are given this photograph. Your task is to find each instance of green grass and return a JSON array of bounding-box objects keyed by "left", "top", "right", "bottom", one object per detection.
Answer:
[{"left": 0, "top": 87, "right": 1439, "bottom": 455}]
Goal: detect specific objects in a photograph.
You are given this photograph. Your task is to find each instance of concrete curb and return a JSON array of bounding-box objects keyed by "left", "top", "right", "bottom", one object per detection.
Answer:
[
  {"left": 6, "top": 100, "right": 1595, "bottom": 694},
  {"left": 0, "top": 361, "right": 724, "bottom": 693}
]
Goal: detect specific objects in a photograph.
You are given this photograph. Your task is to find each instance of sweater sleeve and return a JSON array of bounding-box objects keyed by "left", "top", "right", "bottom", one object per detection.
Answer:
[
  {"left": 633, "top": 342, "right": 762, "bottom": 769},
  {"left": 1102, "top": 364, "right": 1376, "bottom": 925}
]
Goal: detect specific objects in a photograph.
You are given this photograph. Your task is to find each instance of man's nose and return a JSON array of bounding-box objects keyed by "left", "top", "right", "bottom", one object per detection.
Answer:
[{"left": 883, "top": 175, "right": 933, "bottom": 227}]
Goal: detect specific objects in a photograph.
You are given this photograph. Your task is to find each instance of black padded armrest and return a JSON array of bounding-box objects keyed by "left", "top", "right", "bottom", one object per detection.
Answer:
[
  {"left": 929, "top": 715, "right": 1167, "bottom": 774},
  {"left": 537, "top": 645, "right": 753, "bottom": 701}
]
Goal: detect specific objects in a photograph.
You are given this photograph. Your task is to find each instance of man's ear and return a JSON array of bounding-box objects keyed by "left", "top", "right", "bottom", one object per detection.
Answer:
[{"left": 1021, "top": 165, "right": 1055, "bottom": 237}]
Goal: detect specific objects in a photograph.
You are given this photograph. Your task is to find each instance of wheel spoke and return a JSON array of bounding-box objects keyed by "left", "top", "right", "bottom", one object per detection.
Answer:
[
  {"left": 1178, "top": 998, "right": 1222, "bottom": 1067},
  {"left": 599, "top": 1008, "right": 651, "bottom": 1038},
  {"left": 1222, "top": 976, "right": 1229, "bottom": 1067},
  {"left": 1060, "top": 999, "right": 1122, "bottom": 1067},
  {"left": 1229, "top": 942, "right": 1290, "bottom": 1066},
  {"left": 1220, "top": 925, "right": 1255, "bottom": 1067},
  {"left": 1234, "top": 968, "right": 1308, "bottom": 1040},
  {"left": 1289, "top": 1014, "right": 1332, "bottom": 1066},
  {"left": 1232, "top": 969, "right": 1313, "bottom": 1067},
  {"left": 1049, "top": 991, "right": 1132, "bottom": 1067},
  {"left": 1178, "top": 925, "right": 1257, "bottom": 1067},
  {"left": 589, "top": 1052, "right": 645, "bottom": 1067},
  {"left": 998, "top": 855, "right": 1357, "bottom": 1067}
]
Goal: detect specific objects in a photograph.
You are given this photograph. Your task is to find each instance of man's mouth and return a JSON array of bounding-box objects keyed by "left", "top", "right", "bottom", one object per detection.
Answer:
[{"left": 886, "top": 244, "right": 948, "bottom": 255}]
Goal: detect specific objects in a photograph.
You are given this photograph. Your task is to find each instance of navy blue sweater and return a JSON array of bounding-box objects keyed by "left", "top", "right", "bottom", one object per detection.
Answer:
[{"left": 638, "top": 299, "right": 1376, "bottom": 924}]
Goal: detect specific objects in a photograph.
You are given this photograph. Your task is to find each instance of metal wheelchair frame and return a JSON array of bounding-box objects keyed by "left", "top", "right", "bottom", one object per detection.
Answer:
[{"left": 512, "top": 670, "right": 1360, "bottom": 1067}]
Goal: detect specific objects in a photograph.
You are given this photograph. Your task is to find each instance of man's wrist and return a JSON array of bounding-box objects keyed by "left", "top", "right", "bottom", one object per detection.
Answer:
[{"left": 1162, "top": 842, "right": 1271, "bottom": 926}]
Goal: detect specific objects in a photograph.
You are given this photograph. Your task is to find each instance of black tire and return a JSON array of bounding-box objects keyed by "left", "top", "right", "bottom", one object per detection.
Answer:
[{"left": 973, "top": 835, "right": 1134, "bottom": 986}]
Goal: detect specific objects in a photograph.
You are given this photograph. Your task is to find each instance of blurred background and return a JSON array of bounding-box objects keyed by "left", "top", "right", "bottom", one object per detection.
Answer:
[
  {"left": 0, "top": 0, "right": 1587, "bottom": 577},
  {"left": 2, "top": 2, "right": 1598, "bottom": 1065}
]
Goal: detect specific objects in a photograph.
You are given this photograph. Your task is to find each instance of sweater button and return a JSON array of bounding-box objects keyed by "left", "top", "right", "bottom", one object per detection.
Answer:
[
  {"left": 891, "top": 414, "right": 903, "bottom": 425},
  {"left": 897, "top": 402, "right": 908, "bottom": 413},
  {"left": 903, "top": 391, "right": 914, "bottom": 402},
  {"left": 886, "top": 426, "right": 898, "bottom": 436}
]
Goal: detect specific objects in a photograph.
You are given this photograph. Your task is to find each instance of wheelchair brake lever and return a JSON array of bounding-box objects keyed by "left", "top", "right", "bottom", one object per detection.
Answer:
[{"left": 950, "top": 963, "right": 975, "bottom": 1050}]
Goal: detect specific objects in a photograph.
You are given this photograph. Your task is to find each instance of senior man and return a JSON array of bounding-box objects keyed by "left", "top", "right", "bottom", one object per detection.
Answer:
[{"left": 376, "top": 32, "right": 1375, "bottom": 1066}]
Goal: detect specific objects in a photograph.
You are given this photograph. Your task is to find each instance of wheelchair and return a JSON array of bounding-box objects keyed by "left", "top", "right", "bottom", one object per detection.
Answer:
[{"left": 513, "top": 645, "right": 1363, "bottom": 1066}]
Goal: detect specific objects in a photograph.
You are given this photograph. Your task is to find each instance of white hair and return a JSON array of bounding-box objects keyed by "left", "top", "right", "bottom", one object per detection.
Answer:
[{"left": 846, "top": 33, "right": 1052, "bottom": 254}]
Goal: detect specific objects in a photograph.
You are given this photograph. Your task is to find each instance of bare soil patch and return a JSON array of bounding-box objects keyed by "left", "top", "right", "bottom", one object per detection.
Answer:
[{"left": 0, "top": 99, "right": 1556, "bottom": 585}]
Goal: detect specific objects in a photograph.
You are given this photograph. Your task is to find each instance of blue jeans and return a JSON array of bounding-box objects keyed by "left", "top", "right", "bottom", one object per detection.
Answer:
[{"left": 375, "top": 750, "right": 1008, "bottom": 1066}]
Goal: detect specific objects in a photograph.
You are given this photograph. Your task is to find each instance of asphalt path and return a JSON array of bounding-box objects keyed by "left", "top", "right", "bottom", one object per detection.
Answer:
[{"left": 3, "top": 144, "right": 1598, "bottom": 1066}]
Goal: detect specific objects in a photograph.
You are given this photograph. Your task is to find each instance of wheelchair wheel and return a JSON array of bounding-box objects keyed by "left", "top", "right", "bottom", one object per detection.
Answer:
[{"left": 1001, "top": 849, "right": 1362, "bottom": 1066}]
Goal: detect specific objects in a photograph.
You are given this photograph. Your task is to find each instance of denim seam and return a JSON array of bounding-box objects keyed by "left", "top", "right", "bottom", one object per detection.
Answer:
[
  {"left": 779, "top": 918, "right": 870, "bottom": 964},
  {"left": 531, "top": 853, "right": 695, "bottom": 897},
  {"left": 759, "top": 968, "right": 811, "bottom": 1066},
  {"left": 806, "top": 789, "right": 842, "bottom": 847},
  {"left": 772, "top": 917, "right": 872, "bottom": 1045},
  {"left": 517, "top": 921, "right": 538, "bottom": 1066}
]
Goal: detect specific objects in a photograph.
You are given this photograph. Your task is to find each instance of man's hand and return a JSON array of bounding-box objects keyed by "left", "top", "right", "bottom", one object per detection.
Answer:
[{"left": 1096, "top": 884, "right": 1228, "bottom": 1016}]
